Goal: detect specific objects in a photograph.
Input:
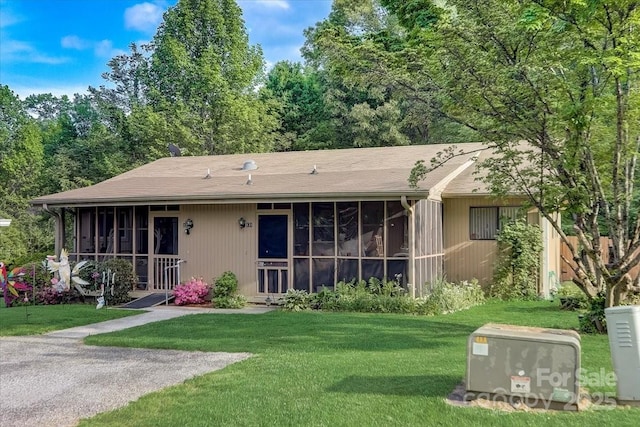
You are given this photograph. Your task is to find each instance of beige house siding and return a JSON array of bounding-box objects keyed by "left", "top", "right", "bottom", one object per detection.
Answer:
[
  {"left": 443, "top": 196, "right": 527, "bottom": 285},
  {"left": 179, "top": 204, "right": 258, "bottom": 297}
]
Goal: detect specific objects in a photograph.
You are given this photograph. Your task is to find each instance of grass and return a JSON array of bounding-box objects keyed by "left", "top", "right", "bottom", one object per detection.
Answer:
[
  {"left": 79, "top": 299, "right": 640, "bottom": 427},
  {"left": 0, "top": 301, "right": 143, "bottom": 336}
]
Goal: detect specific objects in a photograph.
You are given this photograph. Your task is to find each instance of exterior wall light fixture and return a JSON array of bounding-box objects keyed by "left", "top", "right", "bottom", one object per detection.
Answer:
[
  {"left": 183, "top": 218, "right": 194, "bottom": 234},
  {"left": 238, "top": 217, "right": 247, "bottom": 229}
]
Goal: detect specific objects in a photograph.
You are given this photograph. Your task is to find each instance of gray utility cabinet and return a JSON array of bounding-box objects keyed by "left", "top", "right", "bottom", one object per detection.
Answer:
[
  {"left": 604, "top": 305, "right": 640, "bottom": 404},
  {"left": 466, "top": 323, "right": 581, "bottom": 409}
]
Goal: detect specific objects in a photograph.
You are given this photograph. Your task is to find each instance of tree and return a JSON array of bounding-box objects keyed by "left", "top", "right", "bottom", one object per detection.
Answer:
[
  {"left": 261, "top": 61, "right": 329, "bottom": 151},
  {"left": 399, "top": 0, "right": 639, "bottom": 306},
  {"left": 146, "top": 0, "right": 278, "bottom": 155},
  {"left": 302, "top": 0, "right": 477, "bottom": 147},
  {"left": 0, "top": 86, "right": 52, "bottom": 263},
  {"left": 0, "top": 86, "right": 45, "bottom": 216}
]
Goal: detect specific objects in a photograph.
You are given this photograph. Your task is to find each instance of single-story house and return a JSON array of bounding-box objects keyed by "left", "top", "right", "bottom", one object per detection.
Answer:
[{"left": 30, "top": 143, "right": 561, "bottom": 301}]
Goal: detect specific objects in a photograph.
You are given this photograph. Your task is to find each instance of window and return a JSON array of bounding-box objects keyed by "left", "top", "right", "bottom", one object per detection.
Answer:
[{"left": 469, "top": 206, "right": 521, "bottom": 240}]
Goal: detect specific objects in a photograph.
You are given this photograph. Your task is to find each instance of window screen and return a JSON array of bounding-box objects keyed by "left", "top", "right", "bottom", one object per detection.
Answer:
[{"left": 469, "top": 206, "right": 521, "bottom": 240}]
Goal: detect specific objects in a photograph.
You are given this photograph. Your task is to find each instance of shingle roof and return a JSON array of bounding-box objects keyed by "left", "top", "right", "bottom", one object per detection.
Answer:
[{"left": 31, "top": 143, "right": 487, "bottom": 207}]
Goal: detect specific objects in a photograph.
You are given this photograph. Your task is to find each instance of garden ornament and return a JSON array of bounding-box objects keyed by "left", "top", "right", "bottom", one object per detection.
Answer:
[
  {"left": 46, "top": 249, "right": 89, "bottom": 292},
  {"left": 1, "top": 262, "right": 29, "bottom": 306}
]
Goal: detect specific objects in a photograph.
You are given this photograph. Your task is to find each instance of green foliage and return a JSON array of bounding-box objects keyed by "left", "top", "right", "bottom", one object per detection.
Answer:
[
  {"left": 418, "top": 278, "right": 486, "bottom": 315},
  {"left": 394, "top": 0, "right": 640, "bottom": 306},
  {"left": 0, "top": 213, "right": 54, "bottom": 267},
  {"left": 579, "top": 293, "right": 607, "bottom": 334},
  {"left": 301, "top": 0, "right": 477, "bottom": 148},
  {"left": 281, "top": 289, "right": 313, "bottom": 311},
  {"left": 213, "top": 271, "right": 238, "bottom": 298},
  {"left": 308, "top": 277, "right": 483, "bottom": 315},
  {"left": 557, "top": 282, "right": 589, "bottom": 311},
  {"left": 261, "top": 61, "right": 329, "bottom": 150},
  {"left": 74, "top": 259, "right": 136, "bottom": 305},
  {"left": 144, "top": 0, "right": 278, "bottom": 155},
  {"left": 212, "top": 295, "right": 247, "bottom": 309},
  {"left": 212, "top": 271, "right": 245, "bottom": 308},
  {"left": 311, "top": 286, "right": 340, "bottom": 310},
  {"left": 99, "top": 258, "right": 137, "bottom": 305},
  {"left": 491, "top": 221, "right": 543, "bottom": 301}
]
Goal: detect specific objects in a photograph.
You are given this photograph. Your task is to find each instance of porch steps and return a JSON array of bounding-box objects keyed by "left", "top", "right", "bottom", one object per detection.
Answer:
[{"left": 121, "top": 293, "right": 174, "bottom": 309}]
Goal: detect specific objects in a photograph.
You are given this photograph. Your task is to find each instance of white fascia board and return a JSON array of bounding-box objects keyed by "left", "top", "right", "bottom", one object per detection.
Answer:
[{"left": 427, "top": 151, "right": 482, "bottom": 202}]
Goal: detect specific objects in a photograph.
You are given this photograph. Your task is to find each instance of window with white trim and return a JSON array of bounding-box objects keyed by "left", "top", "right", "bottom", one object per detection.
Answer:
[{"left": 469, "top": 206, "right": 521, "bottom": 240}]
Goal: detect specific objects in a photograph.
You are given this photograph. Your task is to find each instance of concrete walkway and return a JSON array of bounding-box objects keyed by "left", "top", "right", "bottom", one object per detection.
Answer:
[
  {"left": 45, "top": 304, "right": 275, "bottom": 339},
  {"left": 0, "top": 305, "right": 274, "bottom": 427}
]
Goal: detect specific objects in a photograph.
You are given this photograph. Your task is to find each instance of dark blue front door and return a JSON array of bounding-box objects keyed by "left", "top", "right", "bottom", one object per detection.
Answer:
[{"left": 257, "top": 214, "right": 289, "bottom": 294}]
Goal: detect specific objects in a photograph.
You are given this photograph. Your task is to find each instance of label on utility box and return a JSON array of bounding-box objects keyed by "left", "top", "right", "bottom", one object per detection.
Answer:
[
  {"left": 510, "top": 376, "right": 531, "bottom": 393},
  {"left": 472, "top": 336, "right": 488, "bottom": 356}
]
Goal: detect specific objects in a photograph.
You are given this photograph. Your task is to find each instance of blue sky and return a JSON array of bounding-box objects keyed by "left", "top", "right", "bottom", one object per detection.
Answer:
[{"left": 0, "top": 0, "right": 332, "bottom": 99}]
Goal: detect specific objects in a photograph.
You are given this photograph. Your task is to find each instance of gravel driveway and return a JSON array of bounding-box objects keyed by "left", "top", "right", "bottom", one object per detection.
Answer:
[{"left": 0, "top": 306, "right": 268, "bottom": 427}]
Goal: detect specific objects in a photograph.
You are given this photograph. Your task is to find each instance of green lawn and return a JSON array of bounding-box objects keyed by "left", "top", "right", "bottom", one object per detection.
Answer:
[
  {"left": 79, "top": 300, "right": 639, "bottom": 427},
  {"left": 0, "top": 302, "right": 143, "bottom": 336}
]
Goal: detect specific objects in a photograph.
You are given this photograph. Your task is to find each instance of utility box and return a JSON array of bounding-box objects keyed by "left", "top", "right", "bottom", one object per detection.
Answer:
[
  {"left": 604, "top": 305, "right": 640, "bottom": 404},
  {"left": 466, "top": 323, "right": 581, "bottom": 409}
]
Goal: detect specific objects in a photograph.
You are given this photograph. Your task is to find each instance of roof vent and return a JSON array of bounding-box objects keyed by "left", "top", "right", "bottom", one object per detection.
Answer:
[{"left": 242, "top": 160, "right": 257, "bottom": 171}]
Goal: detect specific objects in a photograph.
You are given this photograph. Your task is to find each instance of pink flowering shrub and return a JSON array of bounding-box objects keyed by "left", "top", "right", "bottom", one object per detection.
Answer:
[{"left": 173, "top": 277, "right": 210, "bottom": 305}]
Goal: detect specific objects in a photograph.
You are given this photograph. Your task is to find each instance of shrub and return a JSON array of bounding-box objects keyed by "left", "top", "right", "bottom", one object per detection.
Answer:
[
  {"left": 579, "top": 293, "right": 607, "bottom": 334},
  {"left": 34, "top": 287, "right": 77, "bottom": 305},
  {"left": 557, "top": 282, "right": 589, "bottom": 311},
  {"left": 312, "top": 287, "right": 340, "bottom": 310},
  {"left": 19, "top": 260, "right": 52, "bottom": 292},
  {"left": 212, "top": 271, "right": 245, "bottom": 308},
  {"left": 101, "top": 258, "right": 137, "bottom": 305},
  {"left": 174, "top": 277, "right": 210, "bottom": 305},
  {"left": 281, "top": 289, "right": 312, "bottom": 311},
  {"left": 213, "top": 271, "right": 238, "bottom": 298},
  {"left": 213, "top": 295, "right": 247, "bottom": 309},
  {"left": 418, "top": 278, "right": 485, "bottom": 315},
  {"left": 491, "top": 220, "right": 542, "bottom": 300}
]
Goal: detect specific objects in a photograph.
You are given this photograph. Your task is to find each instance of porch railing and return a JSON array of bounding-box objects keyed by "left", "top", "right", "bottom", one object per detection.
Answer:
[{"left": 151, "top": 255, "right": 182, "bottom": 291}]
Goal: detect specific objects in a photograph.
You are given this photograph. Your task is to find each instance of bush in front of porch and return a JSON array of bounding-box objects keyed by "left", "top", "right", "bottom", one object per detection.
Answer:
[
  {"left": 212, "top": 271, "right": 246, "bottom": 308},
  {"left": 281, "top": 277, "right": 485, "bottom": 315}
]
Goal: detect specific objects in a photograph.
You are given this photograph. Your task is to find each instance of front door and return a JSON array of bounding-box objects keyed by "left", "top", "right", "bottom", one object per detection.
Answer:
[
  {"left": 257, "top": 214, "right": 289, "bottom": 295},
  {"left": 149, "top": 216, "right": 180, "bottom": 291}
]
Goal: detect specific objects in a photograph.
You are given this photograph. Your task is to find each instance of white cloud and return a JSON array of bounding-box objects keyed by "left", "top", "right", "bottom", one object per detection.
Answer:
[
  {"left": 0, "top": 5, "right": 22, "bottom": 29},
  {"left": 255, "top": 0, "right": 290, "bottom": 10},
  {"left": 0, "top": 39, "right": 68, "bottom": 64},
  {"left": 125, "top": 2, "right": 165, "bottom": 32},
  {"left": 94, "top": 40, "right": 126, "bottom": 58},
  {"left": 61, "top": 35, "right": 90, "bottom": 50}
]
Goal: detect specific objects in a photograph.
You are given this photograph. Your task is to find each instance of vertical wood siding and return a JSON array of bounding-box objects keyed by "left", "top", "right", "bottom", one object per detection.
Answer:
[
  {"left": 179, "top": 204, "right": 258, "bottom": 296},
  {"left": 443, "top": 197, "right": 526, "bottom": 285}
]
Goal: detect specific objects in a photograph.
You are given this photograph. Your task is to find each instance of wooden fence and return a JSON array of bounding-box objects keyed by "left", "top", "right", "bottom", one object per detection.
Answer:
[{"left": 561, "top": 236, "right": 640, "bottom": 282}]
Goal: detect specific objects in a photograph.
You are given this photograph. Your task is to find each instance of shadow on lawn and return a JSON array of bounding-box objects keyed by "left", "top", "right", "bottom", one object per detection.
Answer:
[
  {"left": 327, "top": 374, "right": 460, "bottom": 397},
  {"left": 87, "top": 312, "right": 481, "bottom": 353}
]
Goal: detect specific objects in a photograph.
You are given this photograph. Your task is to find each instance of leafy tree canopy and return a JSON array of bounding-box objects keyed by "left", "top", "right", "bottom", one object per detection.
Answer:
[{"left": 400, "top": 0, "right": 640, "bottom": 306}]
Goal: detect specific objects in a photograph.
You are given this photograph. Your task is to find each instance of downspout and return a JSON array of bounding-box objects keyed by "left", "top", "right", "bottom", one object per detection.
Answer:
[
  {"left": 42, "top": 203, "right": 65, "bottom": 256},
  {"left": 401, "top": 195, "right": 415, "bottom": 298}
]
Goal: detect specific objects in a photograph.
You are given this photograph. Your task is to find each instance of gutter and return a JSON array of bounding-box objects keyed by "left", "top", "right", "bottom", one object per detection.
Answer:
[{"left": 31, "top": 191, "right": 431, "bottom": 209}]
